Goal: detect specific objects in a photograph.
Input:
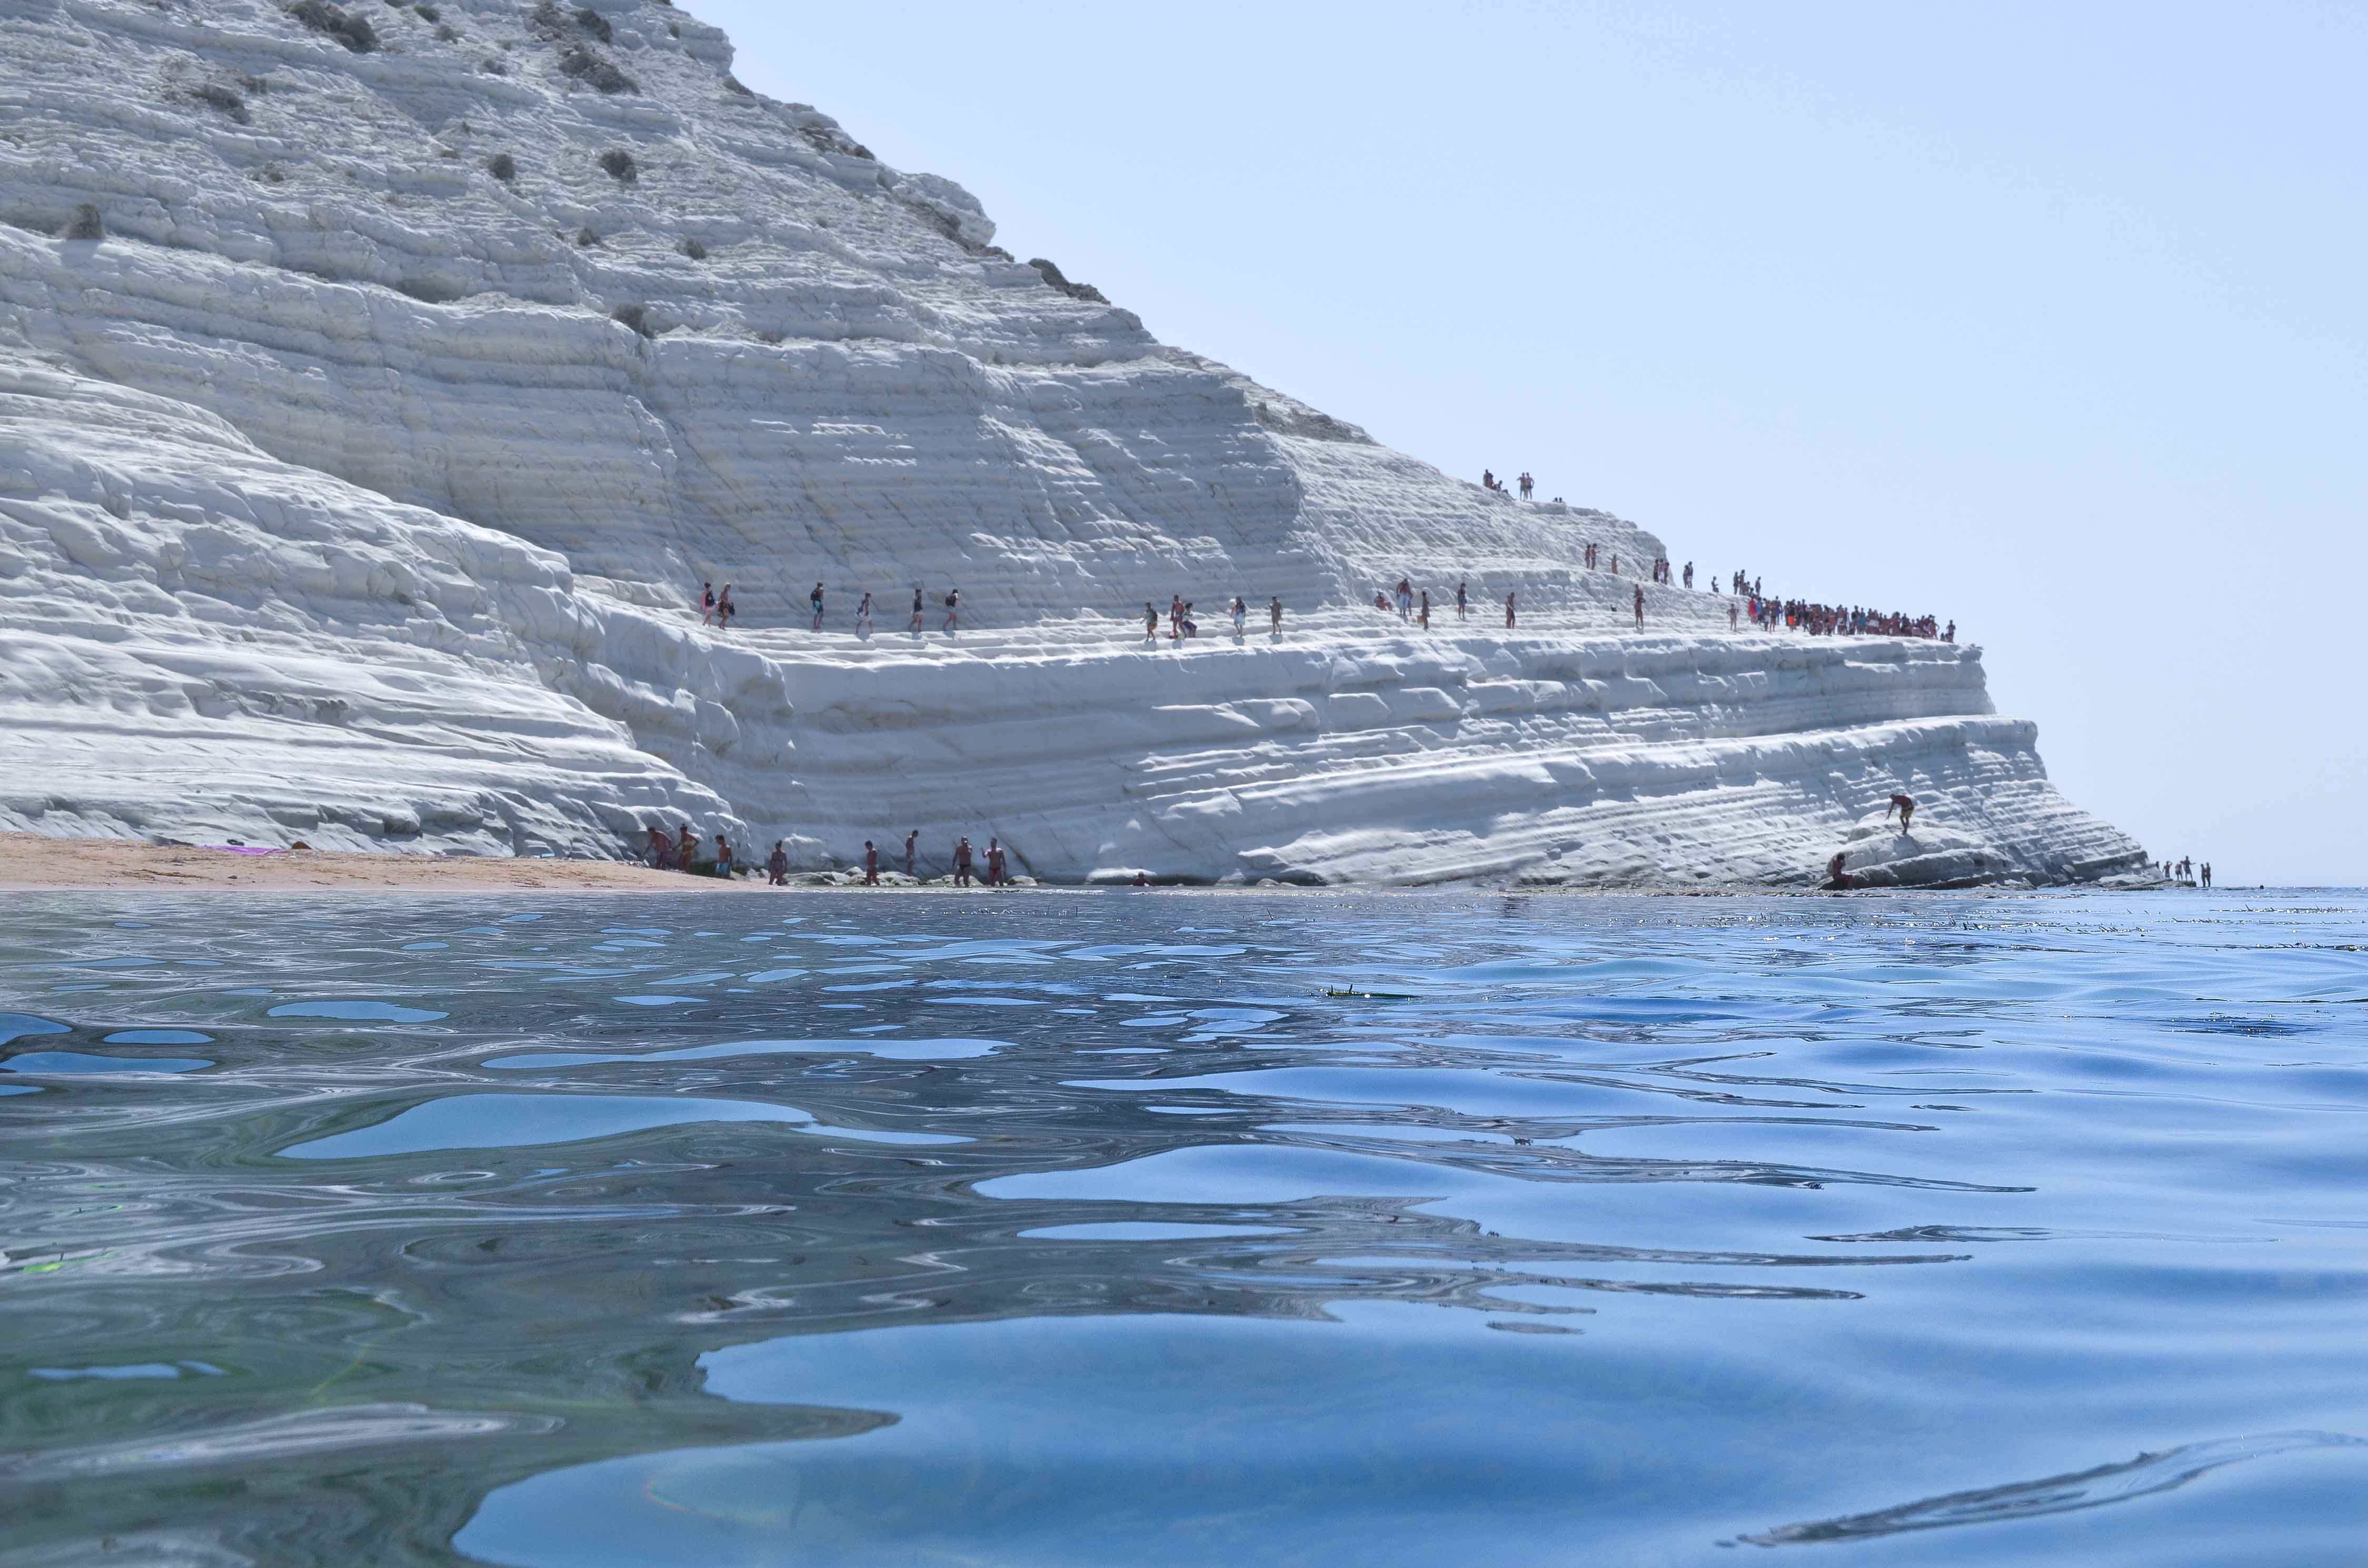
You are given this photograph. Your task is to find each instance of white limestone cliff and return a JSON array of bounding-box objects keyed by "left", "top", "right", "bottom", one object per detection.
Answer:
[{"left": 0, "top": 0, "right": 2147, "bottom": 886}]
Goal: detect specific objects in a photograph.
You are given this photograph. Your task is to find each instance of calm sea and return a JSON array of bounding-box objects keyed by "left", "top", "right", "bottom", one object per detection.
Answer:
[{"left": 3, "top": 889, "right": 2363, "bottom": 1566}]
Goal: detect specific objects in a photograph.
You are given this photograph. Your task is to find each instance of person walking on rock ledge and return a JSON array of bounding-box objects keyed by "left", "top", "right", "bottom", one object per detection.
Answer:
[
  {"left": 716, "top": 585, "right": 735, "bottom": 632},
  {"left": 855, "top": 592, "right": 873, "bottom": 639},
  {"left": 909, "top": 587, "right": 924, "bottom": 635},
  {"left": 1457, "top": 580, "right": 1468, "bottom": 619},
  {"left": 953, "top": 836, "right": 974, "bottom": 887},
  {"left": 1231, "top": 596, "right": 1247, "bottom": 639},
  {"left": 700, "top": 582, "right": 715, "bottom": 625},
  {"left": 1419, "top": 588, "right": 1431, "bottom": 630},
  {"left": 942, "top": 587, "right": 960, "bottom": 633},
  {"left": 1505, "top": 590, "right": 1517, "bottom": 628},
  {"left": 1886, "top": 794, "right": 1916, "bottom": 832},
  {"left": 767, "top": 840, "right": 789, "bottom": 886},
  {"left": 809, "top": 582, "right": 824, "bottom": 631},
  {"left": 1269, "top": 596, "right": 1283, "bottom": 638},
  {"left": 1144, "top": 602, "right": 1159, "bottom": 645},
  {"left": 1633, "top": 584, "right": 1645, "bottom": 627}
]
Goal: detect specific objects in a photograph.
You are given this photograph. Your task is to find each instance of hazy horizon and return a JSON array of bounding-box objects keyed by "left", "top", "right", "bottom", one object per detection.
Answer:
[{"left": 694, "top": 1, "right": 2364, "bottom": 885}]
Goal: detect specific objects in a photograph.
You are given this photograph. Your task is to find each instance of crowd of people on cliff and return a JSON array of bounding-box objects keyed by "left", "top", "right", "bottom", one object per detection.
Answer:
[{"left": 688, "top": 464, "right": 1956, "bottom": 648}]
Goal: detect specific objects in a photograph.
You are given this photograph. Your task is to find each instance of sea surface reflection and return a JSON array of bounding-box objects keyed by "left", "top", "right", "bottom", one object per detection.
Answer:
[{"left": 4, "top": 890, "right": 2365, "bottom": 1565}]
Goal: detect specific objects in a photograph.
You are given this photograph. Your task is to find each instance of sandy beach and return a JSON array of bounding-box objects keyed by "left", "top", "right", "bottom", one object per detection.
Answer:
[{"left": 0, "top": 833, "right": 771, "bottom": 893}]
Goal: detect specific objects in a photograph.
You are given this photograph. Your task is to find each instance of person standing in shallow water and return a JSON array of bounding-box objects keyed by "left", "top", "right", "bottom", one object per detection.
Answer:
[
  {"left": 953, "top": 836, "right": 974, "bottom": 887},
  {"left": 987, "top": 837, "right": 1007, "bottom": 886}
]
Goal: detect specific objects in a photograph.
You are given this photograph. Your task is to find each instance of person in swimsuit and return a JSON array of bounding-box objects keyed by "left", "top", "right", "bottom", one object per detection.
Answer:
[
  {"left": 953, "top": 836, "right": 974, "bottom": 886},
  {"left": 1145, "top": 602, "right": 1159, "bottom": 644},
  {"left": 904, "top": 830, "right": 918, "bottom": 878},
  {"left": 1886, "top": 794, "right": 1916, "bottom": 832},
  {"left": 942, "top": 587, "right": 959, "bottom": 632},
  {"left": 986, "top": 837, "right": 1006, "bottom": 886},
  {"left": 1396, "top": 578, "right": 1412, "bottom": 621},
  {"left": 864, "top": 841, "right": 878, "bottom": 885},
  {"left": 1827, "top": 851, "right": 1851, "bottom": 888},
  {"left": 855, "top": 592, "right": 873, "bottom": 638},
  {"left": 1457, "top": 581, "right": 1468, "bottom": 618},
  {"left": 644, "top": 825, "right": 674, "bottom": 868},
  {"left": 767, "top": 839, "right": 789, "bottom": 885},
  {"left": 1419, "top": 588, "right": 1430, "bottom": 630},
  {"left": 1231, "top": 596, "right": 1247, "bottom": 638},
  {"left": 910, "top": 588, "right": 924, "bottom": 635},
  {"left": 700, "top": 582, "right": 715, "bottom": 625},
  {"left": 810, "top": 583, "right": 824, "bottom": 631},
  {"left": 679, "top": 831, "right": 702, "bottom": 873},
  {"left": 2201, "top": 862, "right": 2211, "bottom": 888},
  {"left": 713, "top": 834, "right": 734, "bottom": 878},
  {"left": 1504, "top": 590, "right": 1516, "bottom": 628},
  {"left": 716, "top": 584, "right": 735, "bottom": 631},
  {"left": 1634, "top": 584, "right": 1645, "bottom": 627},
  {"left": 1728, "top": 601, "right": 1738, "bottom": 630},
  {"left": 1269, "top": 596, "right": 1283, "bottom": 637}
]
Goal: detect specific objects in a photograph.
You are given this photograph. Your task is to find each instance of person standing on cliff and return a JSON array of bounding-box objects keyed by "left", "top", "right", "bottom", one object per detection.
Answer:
[
  {"left": 1144, "top": 602, "right": 1159, "bottom": 645},
  {"left": 854, "top": 592, "right": 873, "bottom": 638},
  {"left": 1633, "top": 584, "right": 1645, "bottom": 627},
  {"left": 1396, "top": 578, "right": 1413, "bottom": 621},
  {"left": 1519, "top": 472, "right": 1533, "bottom": 500},
  {"left": 1505, "top": 590, "right": 1517, "bottom": 628},
  {"left": 1231, "top": 596, "right": 1247, "bottom": 639},
  {"left": 1419, "top": 589, "right": 1431, "bottom": 630},
  {"left": 1456, "top": 581, "right": 1468, "bottom": 619},
  {"left": 1728, "top": 601, "right": 1738, "bottom": 631},
  {"left": 1269, "top": 596, "right": 1283, "bottom": 637},
  {"left": 808, "top": 582, "right": 824, "bottom": 631},
  {"left": 1684, "top": 562, "right": 1694, "bottom": 589},
  {"left": 909, "top": 587, "right": 924, "bottom": 635}
]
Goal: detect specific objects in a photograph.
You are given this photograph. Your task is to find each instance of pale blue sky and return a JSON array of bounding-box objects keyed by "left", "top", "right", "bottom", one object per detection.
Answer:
[{"left": 696, "top": 2, "right": 2364, "bottom": 885}]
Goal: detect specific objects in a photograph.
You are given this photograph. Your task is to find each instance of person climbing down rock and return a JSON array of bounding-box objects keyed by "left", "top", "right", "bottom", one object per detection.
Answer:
[
  {"left": 1827, "top": 851, "right": 1852, "bottom": 889},
  {"left": 1886, "top": 794, "right": 1916, "bottom": 832}
]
